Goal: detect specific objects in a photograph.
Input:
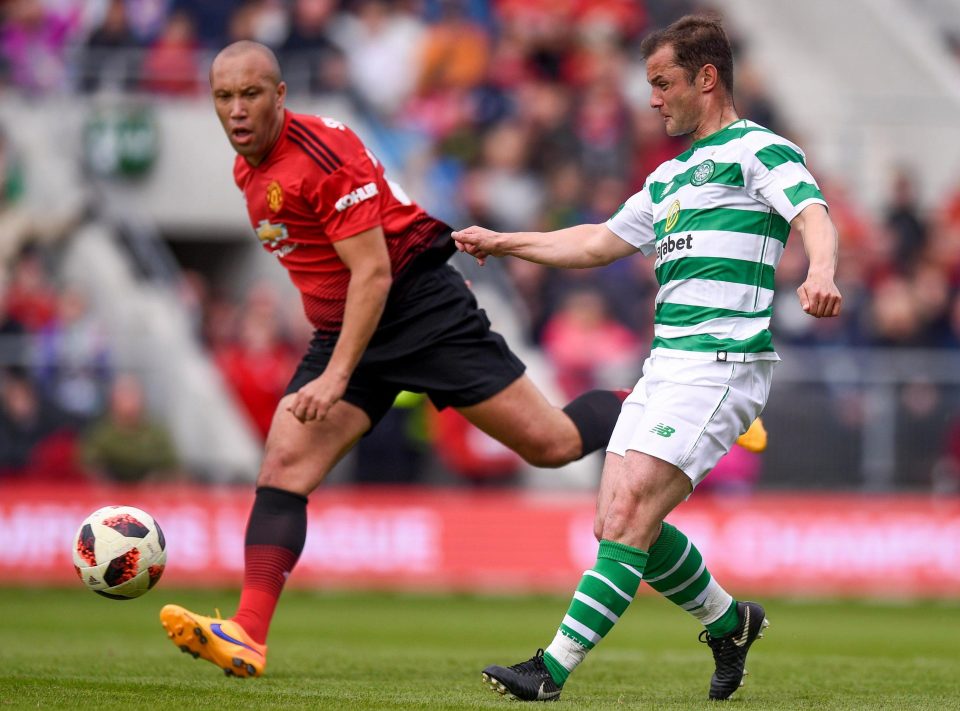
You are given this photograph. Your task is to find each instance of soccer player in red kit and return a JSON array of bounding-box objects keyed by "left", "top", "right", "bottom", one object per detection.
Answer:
[{"left": 158, "top": 40, "right": 628, "bottom": 677}]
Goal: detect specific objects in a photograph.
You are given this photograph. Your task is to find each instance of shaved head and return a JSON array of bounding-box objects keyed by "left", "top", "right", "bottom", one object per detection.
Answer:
[
  {"left": 210, "top": 40, "right": 282, "bottom": 86},
  {"left": 210, "top": 40, "right": 287, "bottom": 164}
]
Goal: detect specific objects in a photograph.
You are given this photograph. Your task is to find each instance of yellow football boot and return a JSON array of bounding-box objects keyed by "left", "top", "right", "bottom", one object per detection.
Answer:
[
  {"left": 735, "top": 417, "right": 768, "bottom": 453},
  {"left": 160, "top": 604, "right": 266, "bottom": 678}
]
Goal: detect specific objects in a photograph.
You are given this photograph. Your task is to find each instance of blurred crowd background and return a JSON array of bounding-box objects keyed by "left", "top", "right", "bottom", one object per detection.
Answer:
[{"left": 1, "top": 0, "right": 960, "bottom": 494}]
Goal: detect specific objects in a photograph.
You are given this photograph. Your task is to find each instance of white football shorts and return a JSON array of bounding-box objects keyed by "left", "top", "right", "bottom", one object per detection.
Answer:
[{"left": 607, "top": 354, "right": 776, "bottom": 487}]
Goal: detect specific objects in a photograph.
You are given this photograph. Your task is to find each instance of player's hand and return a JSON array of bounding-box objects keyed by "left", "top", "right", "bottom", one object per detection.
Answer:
[
  {"left": 287, "top": 371, "right": 347, "bottom": 423},
  {"left": 797, "top": 271, "right": 842, "bottom": 318},
  {"left": 452, "top": 225, "right": 500, "bottom": 266}
]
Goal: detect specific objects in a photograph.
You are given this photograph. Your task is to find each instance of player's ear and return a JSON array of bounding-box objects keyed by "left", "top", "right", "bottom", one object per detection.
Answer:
[
  {"left": 276, "top": 80, "right": 287, "bottom": 106},
  {"left": 699, "top": 64, "right": 718, "bottom": 92}
]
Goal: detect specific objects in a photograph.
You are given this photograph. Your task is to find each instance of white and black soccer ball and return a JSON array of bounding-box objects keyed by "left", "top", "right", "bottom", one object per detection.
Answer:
[{"left": 72, "top": 505, "right": 166, "bottom": 600}]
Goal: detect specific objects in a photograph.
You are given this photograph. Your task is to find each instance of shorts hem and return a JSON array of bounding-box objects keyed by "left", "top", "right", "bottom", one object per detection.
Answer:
[{"left": 429, "top": 368, "right": 525, "bottom": 410}]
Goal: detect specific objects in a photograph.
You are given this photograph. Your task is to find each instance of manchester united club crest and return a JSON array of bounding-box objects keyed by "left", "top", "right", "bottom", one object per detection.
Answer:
[{"left": 266, "top": 180, "right": 283, "bottom": 212}]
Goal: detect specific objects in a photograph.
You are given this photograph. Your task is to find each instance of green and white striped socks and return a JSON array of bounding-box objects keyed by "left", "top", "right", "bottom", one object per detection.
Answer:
[
  {"left": 543, "top": 540, "right": 648, "bottom": 685},
  {"left": 542, "top": 525, "right": 739, "bottom": 686},
  {"left": 645, "top": 521, "right": 738, "bottom": 637}
]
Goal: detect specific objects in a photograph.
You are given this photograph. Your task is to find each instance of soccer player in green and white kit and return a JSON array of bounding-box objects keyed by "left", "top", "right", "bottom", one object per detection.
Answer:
[{"left": 453, "top": 14, "right": 842, "bottom": 703}]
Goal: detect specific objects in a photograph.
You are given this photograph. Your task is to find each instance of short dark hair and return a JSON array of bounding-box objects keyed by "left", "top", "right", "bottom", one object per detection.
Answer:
[{"left": 640, "top": 15, "right": 734, "bottom": 93}]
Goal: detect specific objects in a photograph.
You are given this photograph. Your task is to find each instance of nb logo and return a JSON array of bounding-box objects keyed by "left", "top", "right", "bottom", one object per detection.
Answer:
[{"left": 650, "top": 423, "right": 676, "bottom": 438}]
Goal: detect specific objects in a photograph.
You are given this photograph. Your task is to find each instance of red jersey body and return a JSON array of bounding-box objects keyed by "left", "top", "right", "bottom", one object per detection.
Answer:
[{"left": 234, "top": 110, "right": 450, "bottom": 331}]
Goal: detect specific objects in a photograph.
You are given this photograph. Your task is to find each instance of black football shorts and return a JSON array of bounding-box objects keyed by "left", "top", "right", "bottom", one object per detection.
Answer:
[{"left": 285, "top": 263, "right": 526, "bottom": 427}]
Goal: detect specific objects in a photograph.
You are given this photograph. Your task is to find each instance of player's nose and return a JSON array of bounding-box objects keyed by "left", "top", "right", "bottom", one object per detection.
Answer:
[{"left": 229, "top": 99, "right": 247, "bottom": 118}]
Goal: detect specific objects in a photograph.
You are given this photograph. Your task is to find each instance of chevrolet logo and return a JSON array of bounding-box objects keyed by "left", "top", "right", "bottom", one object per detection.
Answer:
[{"left": 256, "top": 219, "right": 288, "bottom": 245}]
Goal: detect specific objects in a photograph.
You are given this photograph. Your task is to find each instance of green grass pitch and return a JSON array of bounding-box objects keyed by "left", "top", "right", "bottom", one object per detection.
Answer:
[{"left": 1, "top": 587, "right": 957, "bottom": 710}]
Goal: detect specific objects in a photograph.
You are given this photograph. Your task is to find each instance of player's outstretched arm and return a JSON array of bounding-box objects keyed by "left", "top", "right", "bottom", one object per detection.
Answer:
[
  {"left": 791, "top": 204, "right": 842, "bottom": 318},
  {"left": 453, "top": 223, "right": 637, "bottom": 269}
]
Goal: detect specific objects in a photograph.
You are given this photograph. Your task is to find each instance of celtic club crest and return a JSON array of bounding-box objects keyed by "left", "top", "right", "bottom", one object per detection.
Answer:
[{"left": 690, "top": 159, "right": 716, "bottom": 186}]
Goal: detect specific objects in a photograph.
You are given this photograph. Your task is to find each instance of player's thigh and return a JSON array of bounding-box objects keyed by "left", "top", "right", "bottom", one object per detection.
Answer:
[
  {"left": 456, "top": 374, "right": 579, "bottom": 460},
  {"left": 257, "top": 394, "right": 371, "bottom": 495},
  {"left": 595, "top": 451, "right": 624, "bottom": 540}
]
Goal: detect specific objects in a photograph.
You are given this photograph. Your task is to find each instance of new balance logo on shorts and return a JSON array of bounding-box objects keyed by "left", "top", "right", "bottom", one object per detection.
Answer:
[{"left": 651, "top": 423, "right": 676, "bottom": 437}]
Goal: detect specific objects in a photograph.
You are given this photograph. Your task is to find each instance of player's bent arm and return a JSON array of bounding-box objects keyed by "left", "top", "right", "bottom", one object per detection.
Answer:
[
  {"left": 326, "top": 225, "right": 393, "bottom": 382},
  {"left": 453, "top": 223, "right": 637, "bottom": 269},
  {"left": 791, "top": 203, "right": 842, "bottom": 318}
]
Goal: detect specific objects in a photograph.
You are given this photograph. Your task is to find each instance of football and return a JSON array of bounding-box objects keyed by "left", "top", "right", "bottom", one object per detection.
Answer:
[{"left": 72, "top": 506, "right": 166, "bottom": 600}]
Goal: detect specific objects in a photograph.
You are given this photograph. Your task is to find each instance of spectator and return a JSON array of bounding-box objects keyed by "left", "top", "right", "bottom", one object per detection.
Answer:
[
  {"left": 517, "top": 80, "right": 579, "bottom": 176},
  {"left": 213, "top": 287, "right": 298, "bottom": 440},
  {"left": 909, "top": 260, "right": 952, "bottom": 346},
  {"left": 0, "top": 367, "right": 82, "bottom": 480},
  {"left": 734, "top": 60, "right": 783, "bottom": 135},
  {"left": 885, "top": 169, "right": 928, "bottom": 275},
  {"left": 466, "top": 120, "right": 543, "bottom": 231},
  {"left": 415, "top": 0, "right": 489, "bottom": 97},
  {"left": 572, "top": 0, "right": 646, "bottom": 41},
  {"left": 124, "top": 0, "right": 176, "bottom": 45},
  {"left": 401, "top": 0, "right": 490, "bottom": 139},
  {"left": 492, "top": 0, "right": 574, "bottom": 81},
  {"left": 279, "top": 0, "right": 349, "bottom": 96},
  {"left": 0, "top": 0, "right": 80, "bottom": 93},
  {"left": 541, "top": 287, "right": 640, "bottom": 398},
  {"left": 3, "top": 248, "right": 59, "bottom": 332},
  {"left": 224, "top": 0, "right": 290, "bottom": 47},
  {"left": 199, "top": 288, "right": 239, "bottom": 352},
  {"left": 79, "top": 0, "right": 141, "bottom": 93},
  {"left": 334, "top": 0, "right": 425, "bottom": 116},
  {"left": 171, "top": 0, "right": 244, "bottom": 49},
  {"left": 627, "top": 104, "right": 686, "bottom": 192},
  {"left": 869, "top": 276, "right": 921, "bottom": 346},
  {"left": 537, "top": 161, "right": 589, "bottom": 232},
  {"left": 140, "top": 9, "right": 202, "bottom": 95},
  {"left": 573, "top": 76, "right": 632, "bottom": 179},
  {"left": 485, "top": 25, "right": 536, "bottom": 90},
  {"left": 0, "top": 285, "right": 27, "bottom": 376},
  {"left": 35, "top": 287, "right": 112, "bottom": 423},
  {"left": 81, "top": 373, "right": 181, "bottom": 483}
]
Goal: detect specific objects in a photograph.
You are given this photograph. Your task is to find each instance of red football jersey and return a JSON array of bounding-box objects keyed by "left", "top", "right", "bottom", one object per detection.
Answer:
[{"left": 234, "top": 109, "right": 450, "bottom": 331}]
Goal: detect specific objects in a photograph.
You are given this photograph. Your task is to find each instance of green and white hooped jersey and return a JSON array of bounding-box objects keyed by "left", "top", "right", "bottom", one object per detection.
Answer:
[{"left": 607, "top": 119, "right": 827, "bottom": 361}]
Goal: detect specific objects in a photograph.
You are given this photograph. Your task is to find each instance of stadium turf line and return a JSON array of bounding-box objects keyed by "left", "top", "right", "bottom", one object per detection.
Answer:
[{"left": 1, "top": 588, "right": 957, "bottom": 710}]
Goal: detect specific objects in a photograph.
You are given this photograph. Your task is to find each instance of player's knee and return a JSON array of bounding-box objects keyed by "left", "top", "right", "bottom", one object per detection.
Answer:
[
  {"left": 256, "top": 443, "right": 303, "bottom": 488},
  {"left": 602, "top": 481, "right": 661, "bottom": 539}
]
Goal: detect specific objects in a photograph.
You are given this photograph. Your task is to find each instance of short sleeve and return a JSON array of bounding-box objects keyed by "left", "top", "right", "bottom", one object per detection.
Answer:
[
  {"left": 307, "top": 150, "right": 383, "bottom": 241},
  {"left": 606, "top": 185, "right": 656, "bottom": 256},
  {"left": 745, "top": 141, "right": 828, "bottom": 222}
]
